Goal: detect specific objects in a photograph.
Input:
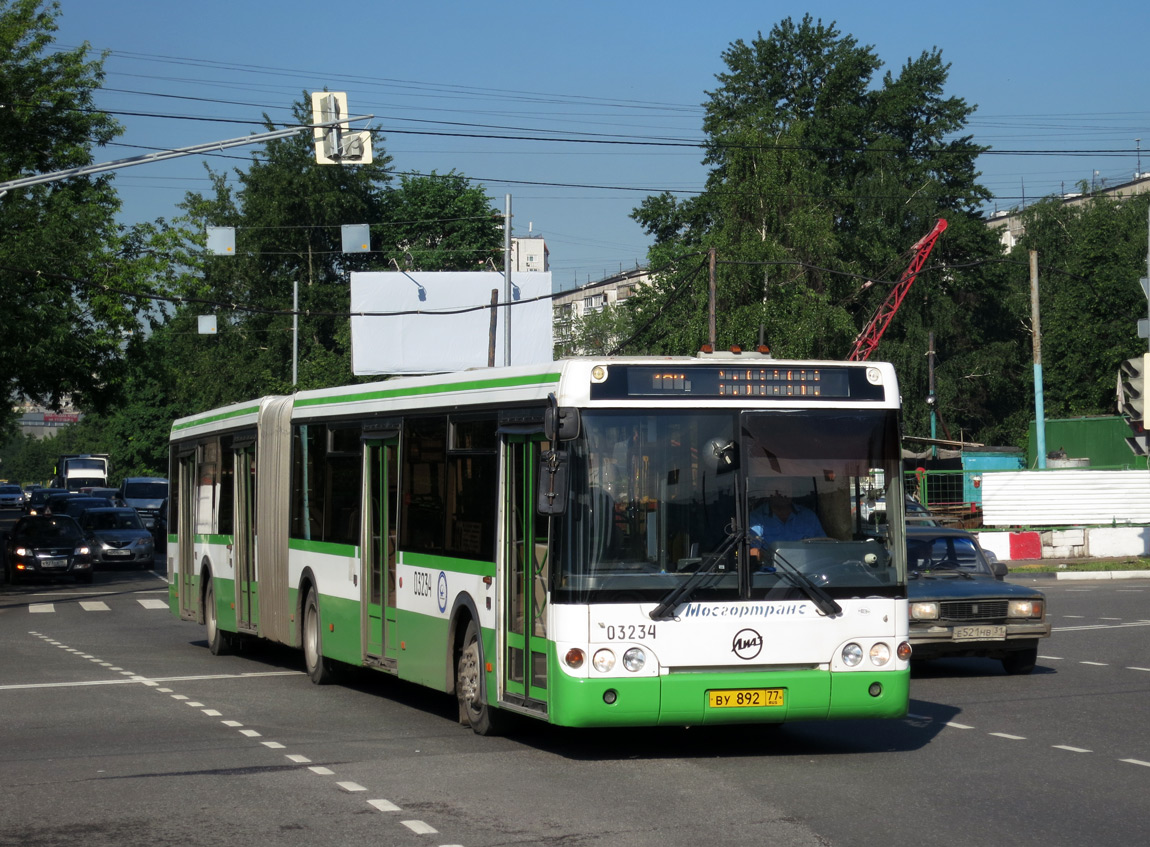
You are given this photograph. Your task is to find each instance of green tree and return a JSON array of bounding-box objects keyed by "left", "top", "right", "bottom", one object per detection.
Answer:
[
  {"left": 630, "top": 15, "right": 1015, "bottom": 445},
  {"left": 1014, "top": 193, "right": 1150, "bottom": 421},
  {"left": 380, "top": 172, "right": 503, "bottom": 271},
  {"left": 0, "top": 0, "right": 143, "bottom": 428}
]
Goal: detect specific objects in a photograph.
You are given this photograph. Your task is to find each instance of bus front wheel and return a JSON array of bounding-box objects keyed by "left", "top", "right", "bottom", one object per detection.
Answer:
[{"left": 456, "top": 620, "right": 506, "bottom": 736}]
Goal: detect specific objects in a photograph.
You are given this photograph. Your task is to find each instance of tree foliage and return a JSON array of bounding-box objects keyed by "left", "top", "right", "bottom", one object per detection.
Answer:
[
  {"left": 0, "top": 0, "right": 146, "bottom": 428},
  {"left": 629, "top": 15, "right": 1028, "bottom": 445}
]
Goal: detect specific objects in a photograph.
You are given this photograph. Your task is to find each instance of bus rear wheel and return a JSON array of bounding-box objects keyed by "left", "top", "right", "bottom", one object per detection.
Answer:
[
  {"left": 456, "top": 620, "right": 506, "bottom": 736},
  {"left": 205, "top": 581, "right": 232, "bottom": 656},
  {"left": 303, "top": 589, "right": 336, "bottom": 684}
]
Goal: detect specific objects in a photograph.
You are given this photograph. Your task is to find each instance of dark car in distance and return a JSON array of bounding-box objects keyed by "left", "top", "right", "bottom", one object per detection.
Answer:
[
  {"left": 907, "top": 526, "right": 1050, "bottom": 675},
  {"left": 3, "top": 515, "right": 94, "bottom": 584},
  {"left": 79, "top": 507, "right": 155, "bottom": 569}
]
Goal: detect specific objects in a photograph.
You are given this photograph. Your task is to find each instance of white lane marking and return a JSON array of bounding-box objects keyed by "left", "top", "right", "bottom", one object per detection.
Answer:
[
  {"left": 946, "top": 722, "right": 974, "bottom": 729},
  {"left": 1128, "top": 667, "right": 1150, "bottom": 672},
  {"left": 1062, "top": 615, "right": 1085, "bottom": 618},
  {"left": 401, "top": 820, "right": 438, "bottom": 835},
  {"left": 1080, "top": 661, "right": 1109, "bottom": 666},
  {"left": 0, "top": 672, "right": 302, "bottom": 692},
  {"left": 1055, "top": 621, "right": 1150, "bottom": 631},
  {"left": 1121, "top": 759, "right": 1150, "bottom": 768},
  {"left": 239, "top": 729, "right": 261, "bottom": 737},
  {"left": 185, "top": 701, "right": 205, "bottom": 707},
  {"left": 368, "top": 799, "right": 401, "bottom": 812},
  {"left": 79, "top": 601, "right": 110, "bottom": 611},
  {"left": 309, "top": 766, "right": 335, "bottom": 775},
  {"left": 29, "top": 604, "right": 54, "bottom": 613},
  {"left": 990, "top": 733, "right": 1026, "bottom": 740},
  {"left": 1039, "top": 655, "right": 1062, "bottom": 660},
  {"left": 1053, "top": 745, "right": 1091, "bottom": 753},
  {"left": 137, "top": 599, "right": 169, "bottom": 609},
  {"left": 286, "top": 754, "right": 311, "bottom": 764},
  {"left": 201, "top": 709, "right": 222, "bottom": 716},
  {"left": 261, "top": 741, "right": 285, "bottom": 749},
  {"left": 222, "top": 720, "right": 243, "bottom": 727},
  {"left": 338, "top": 782, "right": 367, "bottom": 793}
]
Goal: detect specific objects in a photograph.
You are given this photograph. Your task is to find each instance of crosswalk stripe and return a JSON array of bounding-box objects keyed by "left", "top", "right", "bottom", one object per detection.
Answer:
[
  {"left": 137, "top": 599, "right": 169, "bottom": 609},
  {"left": 29, "top": 603, "right": 54, "bottom": 613},
  {"left": 78, "top": 601, "right": 110, "bottom": 611}
]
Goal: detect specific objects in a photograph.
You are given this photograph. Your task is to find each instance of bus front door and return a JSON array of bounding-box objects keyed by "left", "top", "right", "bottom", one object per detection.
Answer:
[
  {"left": 233, "top": 445, "right": 258, "bottom": 631},
  {"left": 502, "top": 435, "right": 550, "bottom": 710},
  {"left": 363, "top": 438, "right": 398, "bottom": 666}
]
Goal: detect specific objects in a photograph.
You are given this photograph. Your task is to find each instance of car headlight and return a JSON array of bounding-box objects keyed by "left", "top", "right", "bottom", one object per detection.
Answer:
[
  {"left": 842, "top": 642, "right": 864, "bottom": 667},
  {"left": 14, "top": 546, "right": 31, "bottom": 557},
  {"left": 592, "top": 649, "right": 616, "bottom": 673},
  {"left": 1008, "top": 599, "right": 1043, "bottom": 619},
  {"left": 910, "top": 601, "right": 939, "bottom": 620},
  {"left": 622, "top": 647, "right": 646, "bottom": 672}
]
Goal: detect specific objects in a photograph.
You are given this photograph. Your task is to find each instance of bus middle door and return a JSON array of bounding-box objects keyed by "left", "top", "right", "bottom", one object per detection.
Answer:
[
  {"left": 363, "top": 436, "right": 398, "bottom": 666},
  {"left": 503, "top": 434, "right": 550, "bottom": 710}
]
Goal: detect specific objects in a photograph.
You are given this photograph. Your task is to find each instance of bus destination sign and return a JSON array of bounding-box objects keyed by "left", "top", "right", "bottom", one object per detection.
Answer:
[{"left": 590, "top": 365, "right": 882, "bottom": 401}]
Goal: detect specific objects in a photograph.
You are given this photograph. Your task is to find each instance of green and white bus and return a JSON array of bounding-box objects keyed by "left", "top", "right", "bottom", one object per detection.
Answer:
[{"left": 167, "top": 353, "right": 911, "bottom": 734}]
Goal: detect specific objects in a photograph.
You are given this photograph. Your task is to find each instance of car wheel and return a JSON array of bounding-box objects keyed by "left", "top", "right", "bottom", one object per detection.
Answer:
[{"left": 1002, "top": 646, "right": 1038, "bottom": 675}]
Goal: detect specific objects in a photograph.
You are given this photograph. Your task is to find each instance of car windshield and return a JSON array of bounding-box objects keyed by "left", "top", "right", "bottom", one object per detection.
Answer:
[
  {"left": 1, "top": 485, "right": 21, "bottom": 494},
  {"left": 123, "top": 482, "right": 167, "bottom": 499},
  {"left": 84, "top": 510, "right": 144, "bottom": 531},
  {"left": 907, "top": 534, "right": 990, "bottom": 574},
  {"left": 19, "top": 519, "right": 83, "bottom": 541}
]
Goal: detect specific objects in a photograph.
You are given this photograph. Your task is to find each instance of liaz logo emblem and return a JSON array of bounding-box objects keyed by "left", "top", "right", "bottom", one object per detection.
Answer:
[{"left": 731, "top": 628, "right": 763, "bottom": 660}]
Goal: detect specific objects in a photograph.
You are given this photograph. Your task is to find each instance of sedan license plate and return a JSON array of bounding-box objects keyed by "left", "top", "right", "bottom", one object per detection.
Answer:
[
  {"left": 41, "top": 557, "right": 68, "bottom": 569},
  {"left": 708, "top": 688, "right": 784, "bottom": 708},
  {"left": 105, "top": 549, "right": 131, "bottom": 557},
  {"left": 953, "top": 624, "right": 1006, "bottom": 641}
]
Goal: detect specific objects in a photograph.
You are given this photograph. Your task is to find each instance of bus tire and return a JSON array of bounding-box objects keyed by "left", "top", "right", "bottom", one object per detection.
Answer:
[
  {"left": 205, "top": 581, "right": 232, "bottom": 656},
  {"left": 456, "top": 619, "right": 505, "bottom": 736},
  {"left": 303, "top": 589, "right": 336, "bottom": 685}
]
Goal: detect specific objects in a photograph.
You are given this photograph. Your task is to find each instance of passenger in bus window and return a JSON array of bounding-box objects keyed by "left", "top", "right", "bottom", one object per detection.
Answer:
[{"left": 748, "top": 477, "right": 826, "bottom": 554}]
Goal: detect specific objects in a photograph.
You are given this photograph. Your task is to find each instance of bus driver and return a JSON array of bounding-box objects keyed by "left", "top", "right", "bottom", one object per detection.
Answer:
[{"left": 748, "top": 478, "right": 826, "bottom": 555}]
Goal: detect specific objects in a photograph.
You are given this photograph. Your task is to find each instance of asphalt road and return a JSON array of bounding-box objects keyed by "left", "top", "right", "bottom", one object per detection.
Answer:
[{"left": 1, "top": 540, "right": 1148, "bottom": 846}]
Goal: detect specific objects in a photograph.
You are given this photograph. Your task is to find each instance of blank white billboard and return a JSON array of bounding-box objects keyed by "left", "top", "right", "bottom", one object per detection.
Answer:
[{"left": 350, "top": 271, "right": 553, "bottom": 375}]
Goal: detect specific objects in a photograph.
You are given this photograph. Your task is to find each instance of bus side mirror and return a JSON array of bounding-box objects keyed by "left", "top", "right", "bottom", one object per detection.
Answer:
[
  {"left": 543, "top": 405, "right": 580, "bottom": 442},
  {"left": 536, "top": 449, "right": 569, "bottom": 515}
]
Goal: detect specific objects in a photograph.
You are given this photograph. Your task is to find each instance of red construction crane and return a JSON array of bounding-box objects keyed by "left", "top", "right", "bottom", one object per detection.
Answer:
[{"left": 847, "top": 218, "right": 948, "bottom": 361}]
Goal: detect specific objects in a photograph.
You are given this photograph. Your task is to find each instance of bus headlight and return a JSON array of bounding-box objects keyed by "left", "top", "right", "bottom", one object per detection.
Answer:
[
  {"left": 842, "top": 643, "right": 864, "bottom": 667},
  {"left": 910, "top": 601, "right": 939, "bottom": 620},
  {"left": 592, "top": 649, "right": 616, "bottom": 673},
  {"left": 869, "top": 643, "right": 891, "bottom": 666},
  {"left": 622, "top": 647, "right": 646, "bottom": 672}
]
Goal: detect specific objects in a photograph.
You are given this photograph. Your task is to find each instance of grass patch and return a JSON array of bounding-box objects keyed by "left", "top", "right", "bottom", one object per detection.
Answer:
[{"left": 1009, "top": 559, "right": 1150, "bottom": 573}]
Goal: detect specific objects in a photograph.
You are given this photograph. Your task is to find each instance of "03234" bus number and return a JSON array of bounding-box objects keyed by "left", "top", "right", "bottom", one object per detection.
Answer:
[{"left": 605, "top": 624, "right": 656, "bottom": 641}]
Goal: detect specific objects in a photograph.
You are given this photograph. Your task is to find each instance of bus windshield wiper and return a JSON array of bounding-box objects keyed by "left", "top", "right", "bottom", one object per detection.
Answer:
[
  {"left": 649, "top": 526, "right": 742, "bottom": 621},
  {"left": 769, "top": 550, "right": 843, "bottom": 617}
]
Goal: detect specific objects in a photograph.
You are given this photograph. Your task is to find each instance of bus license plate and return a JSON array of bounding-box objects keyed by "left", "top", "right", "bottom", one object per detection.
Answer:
[
  {"left": 953, "top": 625, "right": 1006, "bottom": 641},
  {"left": 708, "top": 688, "right": 784, "bottom": 708}
]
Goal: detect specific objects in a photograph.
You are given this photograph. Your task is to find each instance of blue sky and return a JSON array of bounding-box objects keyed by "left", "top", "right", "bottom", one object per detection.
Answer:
[{"left": 51, "top": 0, "right": 1149, "bottom": 290}]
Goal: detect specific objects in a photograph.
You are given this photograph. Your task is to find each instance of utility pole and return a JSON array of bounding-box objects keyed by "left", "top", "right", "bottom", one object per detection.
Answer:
[
  {"left": 927, "top": 332, "right": 938, "bottom": 459},
  {"left": 708, "top": 247, "right": 717, "bottom": 348},
  {"left": 1031, "top": 250, "right": 1047, "bottom": 468},
  {"left": 503, "top": 194, "right": 513, "bottom": 367}
]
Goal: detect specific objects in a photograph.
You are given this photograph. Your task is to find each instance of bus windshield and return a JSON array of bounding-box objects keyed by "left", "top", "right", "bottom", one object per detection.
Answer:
[{"left": 552, "top": 408, "right": 904, "bottom": 605}]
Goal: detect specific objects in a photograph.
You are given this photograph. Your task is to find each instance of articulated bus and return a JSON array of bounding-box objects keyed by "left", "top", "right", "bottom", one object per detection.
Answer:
[{"left": 167, "top": 353, "right": 911, "bottom": 734}]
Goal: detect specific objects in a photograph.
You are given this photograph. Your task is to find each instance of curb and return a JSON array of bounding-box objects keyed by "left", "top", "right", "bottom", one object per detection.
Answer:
[{"left": 1009, "top": 569, "right": 1150, "bottom": 581}]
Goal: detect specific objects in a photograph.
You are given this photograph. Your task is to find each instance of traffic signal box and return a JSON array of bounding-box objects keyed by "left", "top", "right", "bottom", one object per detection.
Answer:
[{"left": 1119, "top": 353, "right": 1150, "bottom": 456}]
